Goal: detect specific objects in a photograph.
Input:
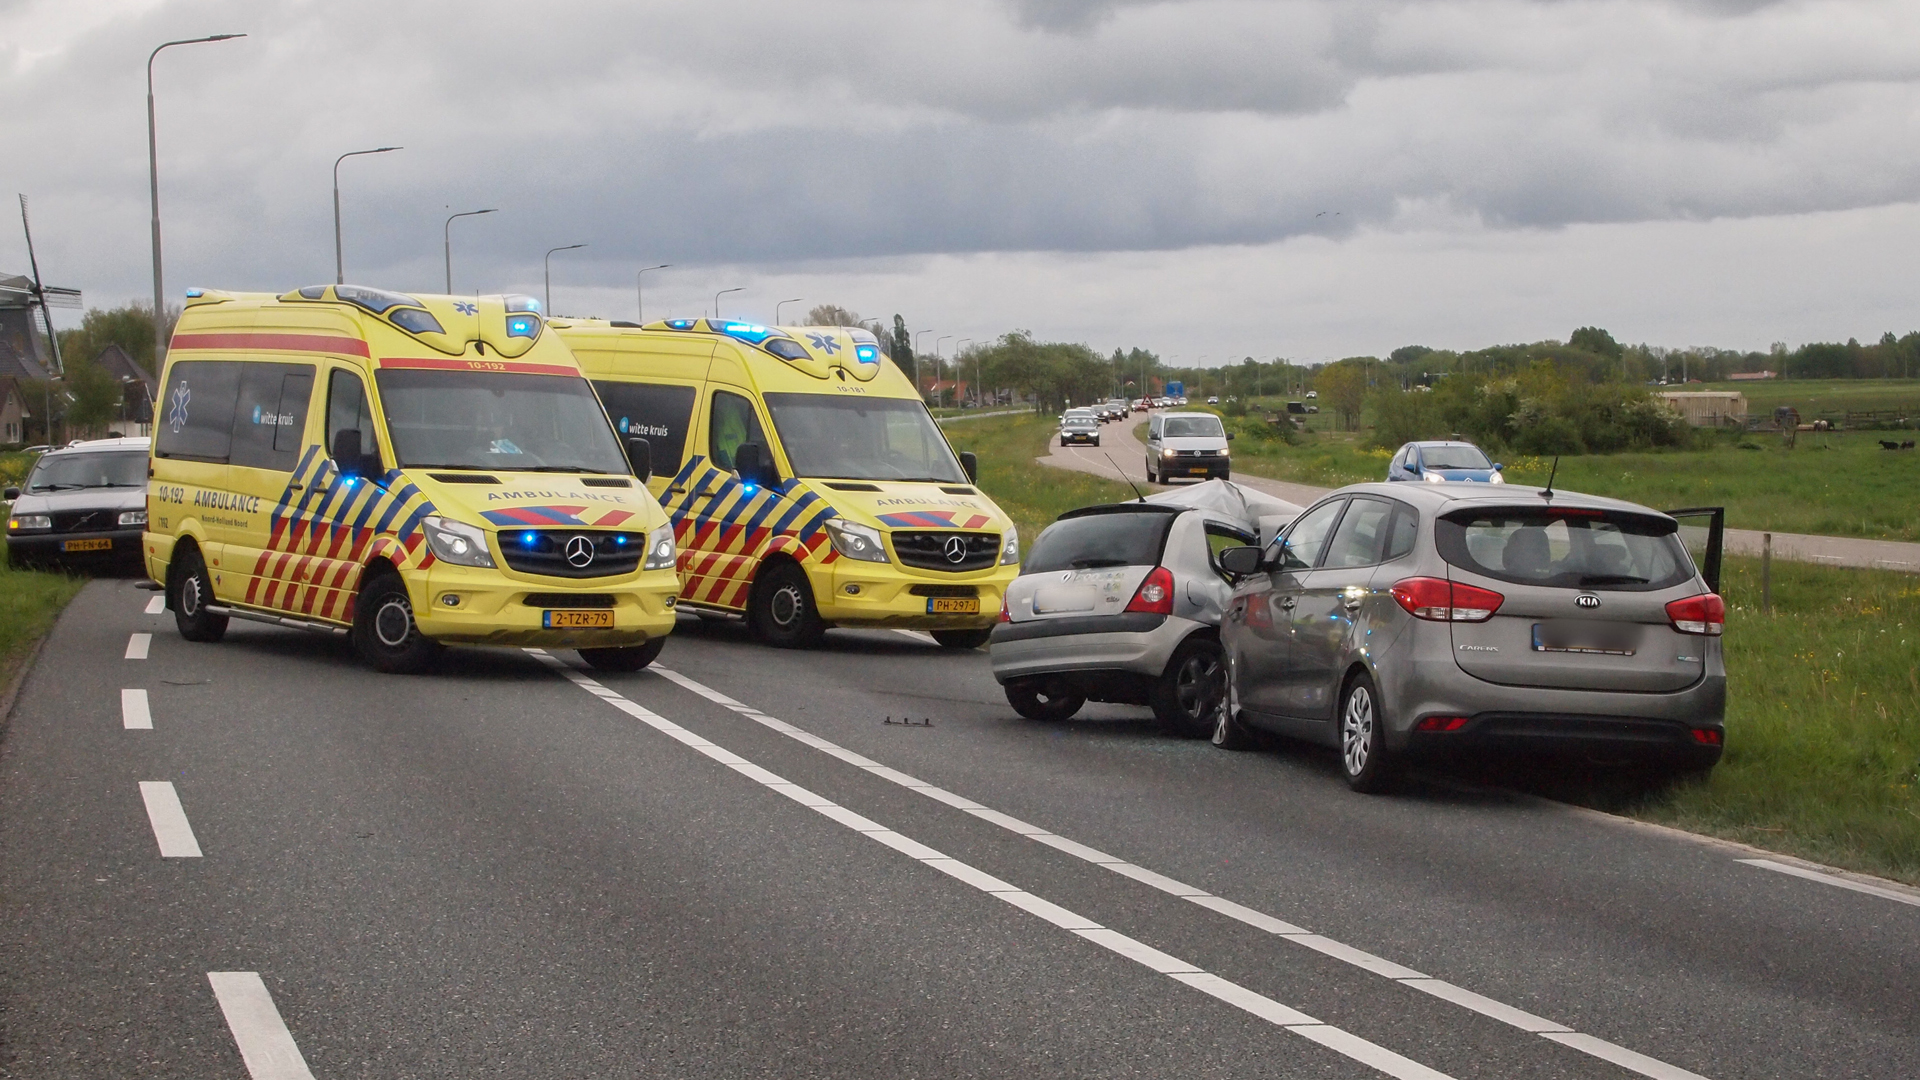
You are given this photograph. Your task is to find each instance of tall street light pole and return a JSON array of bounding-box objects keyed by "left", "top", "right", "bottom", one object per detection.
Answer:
[
  {"left": 956, "top": 339, "right": 973, "bottom": 404},
  {"left": 936, "top": 336, "right": 952, "bottom": 407},
  {"left": 148, "top": 32, "right": 245, "bottom": 369},
  {"left": 333, "top": 146, "right": 400, "bottom": 284},
  {"left": 444, "top": 209, "right": 498, "bottom": 293},
  {"left": 635, "top": 264, "right": 669, "bottom": 322},
  {"left": 544, "top": 244, "right": 586, "bottom": 315},
  {"left": 775, "top": 297, "right": 804, "bottom": 325},
  {"left": 713, "top": 287, "right": 743, "bottom": 320},
  {"left": 914, "top": 330, "right": 932, "bottom": 395}
]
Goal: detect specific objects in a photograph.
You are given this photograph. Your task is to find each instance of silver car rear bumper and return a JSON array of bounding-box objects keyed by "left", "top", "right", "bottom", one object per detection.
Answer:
[{"left": 989, "top": 612, "right": 1204, "bottom": 685}]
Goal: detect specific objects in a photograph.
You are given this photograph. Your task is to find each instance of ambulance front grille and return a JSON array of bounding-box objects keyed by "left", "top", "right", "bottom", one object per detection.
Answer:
[
  {"left": 497, "top": 529, "right": 647, "bottom": 578},
  {"left": 891, "top": 531, "right": 1000, "bottom": 573}
]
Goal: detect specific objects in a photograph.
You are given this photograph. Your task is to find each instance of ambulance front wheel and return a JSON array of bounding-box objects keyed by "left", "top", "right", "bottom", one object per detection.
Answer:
[
  {"left": 351, "top": 571, "right": 442, "bottom": 674},
  {"left": 578, "top": 638, "right": 667, "bottom": 672},
  {"left": 169, "top": 546, "right": 228, "bottom": 643},
  {"left": 749, "top": 562, "right": 826, "bottom": 649}
]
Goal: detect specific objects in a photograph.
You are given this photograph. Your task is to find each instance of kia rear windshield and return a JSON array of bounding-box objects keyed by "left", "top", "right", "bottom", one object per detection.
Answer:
[
  {"left": 1024, "top": 511, "right": 1174, "bottom": 574},
  {"left": 1434, "top": 507, "right": 1693, "bottom": 591}
]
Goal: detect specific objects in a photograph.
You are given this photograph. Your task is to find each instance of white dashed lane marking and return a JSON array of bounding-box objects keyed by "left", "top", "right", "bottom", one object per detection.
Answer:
[
  {"left": 125, "top": 633, "right": 151, "bottom": 659},
  {"left": 138, "top": 781, "right": 201, "bottom": 857},
  {"left": 121, "top": 689, "right": 152, "bottom": 730},
  {"left": 207, "top": 972, "right": 317, "bottom": 1080},
  {"left": 650, "top": 665, "right": 1714, "bottom": 1080},
  {"left": 531, "top": 650, "right": 1455, "bottom": 1080},
  {"left": 144, "top": 595, "right": 166, "bottom": 615},
  {"left": 1739, "top": 858, "right": 1920, "bottom": 909}
]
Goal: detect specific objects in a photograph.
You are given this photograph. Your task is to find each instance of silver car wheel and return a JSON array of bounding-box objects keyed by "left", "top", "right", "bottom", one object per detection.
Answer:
[{"left": 1342, "top": 684, "right": 1374, "bottom": 777}]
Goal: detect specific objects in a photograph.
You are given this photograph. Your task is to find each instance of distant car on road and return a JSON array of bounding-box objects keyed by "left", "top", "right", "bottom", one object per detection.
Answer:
[
  {"left": 1213, "top": 483, "right": 1726, "bottom": 791},
  {"left": 5, "top": 437, "right": 149, "bottom": 570},
  {"left": 1305, "top": 390, "right": 1318, "bottom": 399},
  {"left": 1059, "top": 416, "right": 1101, "bottom": 446},
  {"left": 1206, "top": 395, "right": 1219, "bottom": 405},
  {"left": 1387, "top": 441, "right": 1505, "bottom": 484},
  {"left": 1145, "top": 411, "right": 1233, "bottom": 484},
  {"left": 991, "top": 501, "right": 1256, "bottom": 735}
]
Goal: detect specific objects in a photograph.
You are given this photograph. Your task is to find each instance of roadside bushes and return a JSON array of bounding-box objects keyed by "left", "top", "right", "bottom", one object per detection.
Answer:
[{"left": 1367, "top": 362, "right": 1690, "bottom": 455}]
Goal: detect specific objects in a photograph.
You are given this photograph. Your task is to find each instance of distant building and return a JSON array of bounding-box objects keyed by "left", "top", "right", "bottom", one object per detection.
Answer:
[
  {"left": 92, "top": 343, "right": 158, "bottom": 434},
  {"left": 1659, "top": 390, "right": 1747, "bottom": 427},
  {"left": 1727, "top": 370, "right": 1777, "bottom": 381},
  {"left": 0, "top": 376, "right": 28, "bottom": 444},
  {"left": 0, "top": 329, "right": 48, "bottom": 382}
]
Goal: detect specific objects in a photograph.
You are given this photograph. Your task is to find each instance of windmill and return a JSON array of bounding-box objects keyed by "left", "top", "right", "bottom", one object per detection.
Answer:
[{"left": 0, "top": 195, "right": 82, "bottom": 442}]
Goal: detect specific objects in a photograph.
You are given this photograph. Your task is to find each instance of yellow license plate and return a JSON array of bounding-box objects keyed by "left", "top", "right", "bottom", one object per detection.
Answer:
[
  {"left": 544, "top": 610, "right": 614, "bottom": 629},
  {"left": 62, "top": 538, "right": 113, "bottom": 552},
  {"left": 926, "top": 598, "right": 980, "bottom": 614}
]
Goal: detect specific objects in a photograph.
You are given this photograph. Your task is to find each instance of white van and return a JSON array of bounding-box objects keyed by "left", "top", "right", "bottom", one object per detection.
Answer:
[{"left": 1144, "top": 411, "right": 1232, "bottom": 484}]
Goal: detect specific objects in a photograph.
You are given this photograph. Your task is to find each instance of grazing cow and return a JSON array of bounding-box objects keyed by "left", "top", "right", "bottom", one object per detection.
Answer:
[
  {"left": 1905, "top": 440, "right": 1917, "bottom": 450},
  {"left": 1880, "top": 440, "right": 1901, "bottom": 450}
]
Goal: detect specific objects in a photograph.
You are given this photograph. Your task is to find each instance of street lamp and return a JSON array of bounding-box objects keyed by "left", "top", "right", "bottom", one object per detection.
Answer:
[
  {"left": 956, "top": 339, "right": 973, "bottom": 405},
  {"left": 148, "top": 32, "right": 246, "bottom": 368},
  {"left": 775, "top": 297, "right": 804, "bottom": 325},
  {"left": 333, "top": 146, "right": 401, "bottom": 284},
  {"left": 544, "top": 244, "right": 586, "bottom": 315},
  {"left": 713, "top": 287, "right": 744, "bottom": 320},
  {"left": 936, "top": 336, "right": 952, "bottom": 407},
  {"left": 444, "top": 209, "right": 497, "bottom": 293},
  {"left": 635, "top": 264, "right": 669, "bottom": 322}
]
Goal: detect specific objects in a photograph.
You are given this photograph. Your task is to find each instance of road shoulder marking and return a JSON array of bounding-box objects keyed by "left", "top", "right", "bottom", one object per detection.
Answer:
[
  {"left": 122, "top": 688, "right": 152, "bottom": 730},
  {"left": 144, "top": 595, "right": 166, "bottom": 615},
  {"left": 139, "top": 781, "right": 201, "bottom": 857},
  {"left": 125, "top": 633, "right": 151, "bottom": 660},
  {"left": 207, "top": 971, "right": 317, "bottom": 1080},
  {"left": 1737, "top": 858, "right": 1920, "bottom": 908}
]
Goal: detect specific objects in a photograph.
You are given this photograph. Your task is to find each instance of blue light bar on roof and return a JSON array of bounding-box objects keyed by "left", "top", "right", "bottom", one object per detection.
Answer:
[
  {"left": 714, "top": 321, "right": 777, "bottom": 345},
  {"left": 664, "top": 318, "right": 698, "bottom": 330},
  {"left": 506, "top": 314, "right": 540, "bottom": 339},
  {"left": 184, "top": 288, "right": 204, "bottom": 298},
  {"left": 854, "top": 344, "right": 879, "bottom": 364}
]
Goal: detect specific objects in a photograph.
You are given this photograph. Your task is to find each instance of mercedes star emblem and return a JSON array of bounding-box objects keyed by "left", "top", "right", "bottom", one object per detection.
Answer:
[
  {"left": 565, "top": 535, "right": 596, "bottom": 568},
  {"left": 943, "top": 535, "right": 969, "bottom": 564}
]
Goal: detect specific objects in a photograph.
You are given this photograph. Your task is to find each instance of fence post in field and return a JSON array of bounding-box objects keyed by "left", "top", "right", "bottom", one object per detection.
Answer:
[{"left": 1761, "top": 533, "right": 1772, "bottom": 614}]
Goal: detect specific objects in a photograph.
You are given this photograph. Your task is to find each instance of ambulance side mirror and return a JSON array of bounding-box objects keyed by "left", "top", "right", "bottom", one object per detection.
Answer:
[
  {"left": 330, "top": 429, "right": 379, "bottom": 479},
  {"left": 624, "top": 436, "right": 652, "bottom": 483},
  {"left": 732, "top": 442, "right": 777, "bottom": 489},
  {"left": 959, "top": 451, "right": 978, "bottom": 483}
]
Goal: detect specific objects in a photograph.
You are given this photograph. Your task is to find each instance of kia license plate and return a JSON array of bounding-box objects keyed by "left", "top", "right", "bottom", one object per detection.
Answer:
[
  {"left": 1532, "top": 622, "right": 1636, "bottom": 656},
  {"left": 926, "top": 598, "right": 980, "bottom": 614},
  {"left": 545, "top": 610, "right": 614, "bottom": 629},
  {"left": 62, "top": 538, "right": 112, "bottom": 552}
]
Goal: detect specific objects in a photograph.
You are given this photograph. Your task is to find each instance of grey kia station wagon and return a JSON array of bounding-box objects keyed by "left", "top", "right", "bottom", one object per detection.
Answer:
[{"left": 1215, "top": 483, "right": 1726, "bottom": 792}]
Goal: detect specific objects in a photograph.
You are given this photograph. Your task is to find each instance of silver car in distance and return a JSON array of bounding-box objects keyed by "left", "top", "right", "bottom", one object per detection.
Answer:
[{"left": 1214, "top": 483, "right": 1727, "bottom": 792}]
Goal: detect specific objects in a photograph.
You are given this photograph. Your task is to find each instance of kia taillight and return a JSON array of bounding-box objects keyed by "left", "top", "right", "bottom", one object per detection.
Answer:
[
  {"left": 1126, "top": 566, "right": 1175, "bottom": 615},
  {"left": 1389, "top": 577, "right": 1503, "bottom": 622},
  {"left": 1666, "top": 593, "right": 1725, "bottom": 635}
]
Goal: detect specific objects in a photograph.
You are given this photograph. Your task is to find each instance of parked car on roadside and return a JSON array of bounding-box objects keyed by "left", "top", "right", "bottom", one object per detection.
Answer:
[
  {"left": 991, "top": 501, "right": 1257, "bottom": 735},
  {"left": 1213, "top": 483, "right": 1726, "bottom": 791},
  {"left": 5, "top": 437, "right": 150, "bottom": 571},
  {"left": 1387, "top": 441, "right": 1504, "bottom": 484}
]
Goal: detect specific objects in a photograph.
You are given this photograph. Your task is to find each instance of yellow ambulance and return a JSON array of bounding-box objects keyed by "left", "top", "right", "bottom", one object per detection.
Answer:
[
  {"left": 145, "top": 285, "right": 680, "bottom": 673},
  {"left": 553, "top": 317, "right": 1018, "bottom": 648}
]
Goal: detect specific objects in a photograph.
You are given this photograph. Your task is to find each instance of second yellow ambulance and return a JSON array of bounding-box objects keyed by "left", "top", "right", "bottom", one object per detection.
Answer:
[{"left": 555, "top": 317, "right": 1018, "bottom": 648}]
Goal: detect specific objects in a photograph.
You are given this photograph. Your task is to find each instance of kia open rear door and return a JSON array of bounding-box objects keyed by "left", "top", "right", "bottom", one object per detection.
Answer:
[{"left": 1664, "top": 506, "right": 1724, "bottom": 594}]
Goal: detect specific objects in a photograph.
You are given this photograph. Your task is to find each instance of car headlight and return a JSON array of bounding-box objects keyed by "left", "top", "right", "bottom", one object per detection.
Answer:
[
  {"left": 1488, "top": 471, "right": 1505, "bottom": 484},
  {"left": 824, "top": 518, "right": 889, "bottom": 563},
  {"left": 119, "top": 510, "right": 147, "bottom": 527},
  {"left": 8, "top": 514, "right": 50, "bottom": 532},
  {"left": 1162, "top": 448, "right": 1178, "bottom": 457},
  {"left": 644, "top": 522, "right": 677, "bottom": 570},
  {"left": 421, "top": 515, "right": 496, "bottom": 568},
  {"left": 1000, "top": 524, "right": 1020, "bottom": 565},
  {"left": 1423, "top": 470, "right": 1447, "bottom": 483}
]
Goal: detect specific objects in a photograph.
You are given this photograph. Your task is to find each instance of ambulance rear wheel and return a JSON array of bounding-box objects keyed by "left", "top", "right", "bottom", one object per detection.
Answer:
[
  {"left": 930, "top": 628, "right": 992, "bottom": 649},
  {"left": 578, "top": 638, "right": 667, "bottom": 672},
  {"left": 169, "top": 547, "right": 227, "bottom": 643},
  {"left": 351, "top": 572, "right": 441, "bottom": 674},
  {"left": 749, "top": 562, "right": 825, "bottom": 649}
]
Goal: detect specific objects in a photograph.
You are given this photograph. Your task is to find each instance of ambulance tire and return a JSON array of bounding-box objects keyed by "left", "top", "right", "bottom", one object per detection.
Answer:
[
  {"left": 749, "top": 562, "right": 826, "bottom": 649},
  {"left": 578, "top": 637, "right": 667, "bottom": 672},
  {"left": 930, "top": 628, "right": 992, "bottom": 649},
  {"left": 169, "top": 546, "right": 228, "bottom": 643},
  {"left": 351, "top": 571, "right": 442, "bottom": 674}
]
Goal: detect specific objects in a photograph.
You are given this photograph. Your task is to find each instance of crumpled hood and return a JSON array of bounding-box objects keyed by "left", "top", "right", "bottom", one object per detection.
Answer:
[{"left": 412, "top": 473, "right": 669, "bottom": 534}]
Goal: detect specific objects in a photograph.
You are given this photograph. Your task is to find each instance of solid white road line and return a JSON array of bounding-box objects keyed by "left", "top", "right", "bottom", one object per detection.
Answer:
[
  {"left": 1738, "top": 858, "right": 1920, "bottom": 909},
  {"left": 121, "top": 688, "right": 152, "bottom": 730},
  {"left": 207, "top": 972, "right": 317, "bottom": 1080},
  {"left": 144, "top": 595, "right": 166, "bottom": 615},
  {"left": 649, "top": 664, "right": 1713, "bottom": 1080},
  {"left": 138, "top": 781, "right": 201, "bottom": 857},
  {"left": 125, "top": 632, "right": 151, "bottom": 660},
  {"left": 530, "top": 650, "right": 1455, "bottom": 1080}
]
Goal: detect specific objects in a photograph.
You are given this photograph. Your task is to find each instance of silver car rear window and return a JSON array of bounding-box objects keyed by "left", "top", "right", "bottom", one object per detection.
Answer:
[
  {"left": 1025, "top": 512, "right": 1174, "bottom": 574},
  {"left": 1435, "top": 507, "right": 1692, "bottom": 591}
]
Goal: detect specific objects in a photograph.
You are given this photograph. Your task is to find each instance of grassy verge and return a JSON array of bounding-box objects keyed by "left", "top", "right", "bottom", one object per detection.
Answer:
[
  {"left": 1698, "top": 378, "right": 1920, "bottom": 418},
  {"left": 0, "top": 556, "right": 87, "bottom": 705},
  {"left": 945, "top": 412, "right": 1135, "bottom": 543}
]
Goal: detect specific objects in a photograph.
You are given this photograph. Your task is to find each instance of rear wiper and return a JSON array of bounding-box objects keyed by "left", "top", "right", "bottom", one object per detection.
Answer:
[
  {"left": 1578, "top": 574, "right": 1648, "bottom": 585},
  {"left": 1069, "top": 558, "right": 1129, "bottom": 569}
]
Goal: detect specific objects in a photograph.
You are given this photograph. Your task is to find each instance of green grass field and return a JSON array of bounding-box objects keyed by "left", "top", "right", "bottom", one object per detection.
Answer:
[
  {"left": 0, "top": 559, "right": 86, "bottom": 705},
  {"left": 1698, "top": 378, "right": 1920, "bottom": 418}
]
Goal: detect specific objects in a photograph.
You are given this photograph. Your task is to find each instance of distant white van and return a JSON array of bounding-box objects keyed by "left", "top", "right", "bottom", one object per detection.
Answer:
[{"left": 1145, "top": 411, "right": 1232, "bottom": 484}]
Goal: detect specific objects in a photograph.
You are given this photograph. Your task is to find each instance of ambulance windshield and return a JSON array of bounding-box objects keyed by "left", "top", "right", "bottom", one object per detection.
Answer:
[
  {"left": 762, "top": 393, "right": 967, "bottom": 483},
  {"left": 374, "top": 369, "right": 630, "bottom": 474}
]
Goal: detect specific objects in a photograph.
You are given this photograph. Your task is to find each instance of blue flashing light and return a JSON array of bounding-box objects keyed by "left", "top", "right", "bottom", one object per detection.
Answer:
[
  {"left": 854, "top": 344, "right": 879, "bottom": 364},
  {"left": 614, "top": 535, "right": 629, "bottom": 546},
  {"left": 506, "top": 315, "right": 539, "bottom": 339},
  {"left": 664, "top": 318, "right": 698, "bottom": 330},
  {"left": 741, "top": 481, "right": 758, "bottom": 494},
  {"left": 184, "top": 288, "right": 204, "bottom": 298},
  {"left": 504, "top": 295, "right": 542, "bottom": 314},
  {"left": 521, "top": 531, "right": 538, "bottom": 547},
  {"left": 714, "top": 321, "right": 777, "bottom": 345}
]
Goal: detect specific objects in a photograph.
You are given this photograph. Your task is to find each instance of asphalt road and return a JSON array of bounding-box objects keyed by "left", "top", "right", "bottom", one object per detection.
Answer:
[
  {"left": 1042, "top": 416, "right": 1920, "bottom": 572},
  {"left": 3, "top": 580, "right": 1918, "bottom": 1078}
]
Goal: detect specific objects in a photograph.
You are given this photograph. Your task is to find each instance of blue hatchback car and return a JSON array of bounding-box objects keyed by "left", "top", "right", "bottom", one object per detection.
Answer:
[{"left": 1386, "top": 441, "right": 1505, "bottom": 484}]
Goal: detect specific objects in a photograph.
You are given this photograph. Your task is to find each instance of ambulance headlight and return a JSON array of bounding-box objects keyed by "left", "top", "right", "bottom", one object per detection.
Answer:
[
  {"left": 1000, "top": 525, "right": 1020, "bottom": 565},
  {"left": 825, "top": 519, "right": 889, "bottom": 563},
  {"left": 422, "top": 516, "right": 496, "bottom": 568},
  {"left": 643, "top": 523, "right": 677, "bottom": 570}
]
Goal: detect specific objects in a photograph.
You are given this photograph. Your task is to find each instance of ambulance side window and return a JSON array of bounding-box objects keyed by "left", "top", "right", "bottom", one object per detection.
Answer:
[
  {"left": 594, "top": 381, "right": 695, "bottom": 474},
  {"left": 708, "top": 390, "right": 768, "bottom": 473},
  {"left": 326, "top": 370, "right": 379, "bottom": 467},
  {"left": 229, "top": 362, "right": 314, "bottom": 471},
  {"left": 154, "top": 359, "right": 243, "bottom": 463}
]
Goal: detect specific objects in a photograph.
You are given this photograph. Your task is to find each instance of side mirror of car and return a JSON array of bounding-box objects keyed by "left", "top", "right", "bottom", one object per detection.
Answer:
[
  {"left": 1494, "top": 462, "right": 1504, "bottom": 472},
  {"left": 1408, "top": 462, "right": 1422, "bottom": 475},
  {"left": 2, "top": 486, "right": 17, "bottom": 501},
  {"left": 959, "top": 451, "right": 978, "bottom": 483},
  {"left": 732, "top": 442, "right": 778, "bottom": 490},
  {"left": 1217, "top": 544, "right": 1265, "bottom": 577},
  {"left": 1225, "top": 432, "right": 1235, "bottom": 441},
  {"left": 329, "top": 429, "right": 381, "bottom": 480},
  {"left": 624, "top": 436, "right": 652, "bottom": 483}
]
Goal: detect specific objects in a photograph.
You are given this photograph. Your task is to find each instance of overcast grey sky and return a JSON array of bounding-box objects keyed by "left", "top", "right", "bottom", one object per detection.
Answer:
[{"left": 4, "top": 0, "right": 1919, "bottom": 364}]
